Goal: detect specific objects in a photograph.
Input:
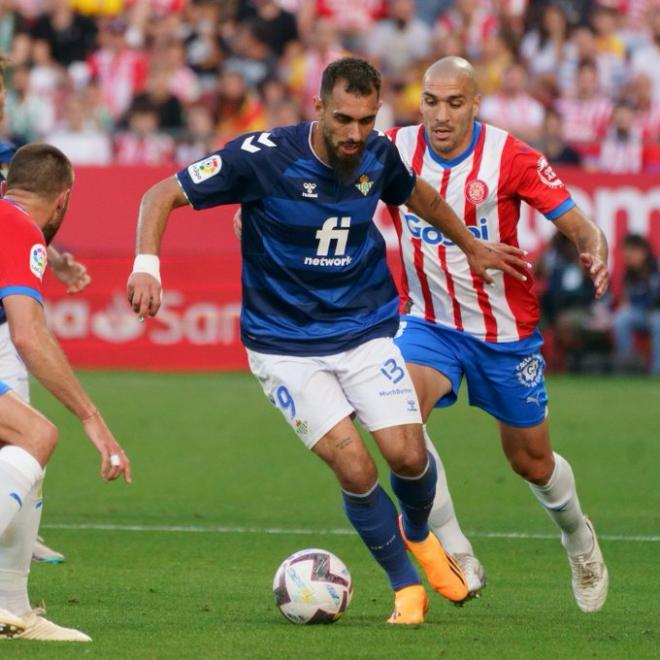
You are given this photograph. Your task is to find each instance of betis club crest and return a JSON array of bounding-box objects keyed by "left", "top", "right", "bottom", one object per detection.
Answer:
[
  {"left": 465, "top": 179, "right": 488, "bottom": 204},
  {"left": 355, "top": 174, "right": 374, "bottom": 196}
]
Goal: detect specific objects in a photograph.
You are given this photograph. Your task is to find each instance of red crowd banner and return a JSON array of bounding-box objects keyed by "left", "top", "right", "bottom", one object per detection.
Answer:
[{"left": 41, "top": 167, "right": 659, "bottom": 371}]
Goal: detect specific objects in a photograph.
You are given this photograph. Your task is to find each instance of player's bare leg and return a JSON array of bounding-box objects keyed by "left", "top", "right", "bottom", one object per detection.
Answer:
[
  {"left": 372, "top": 422, "right": 468, "bottom": 604},
  {"left": 405, "top": 363, "right": 485, "bottom": 597},
  {"left": 499, "top": 420, "right": 608, "bottom": 612},
  {"left": 313, "top": 417, "right": 428, "bottom": 624},
  {"left": 0, "top": 395, "right": 89, "bottom": 641}
]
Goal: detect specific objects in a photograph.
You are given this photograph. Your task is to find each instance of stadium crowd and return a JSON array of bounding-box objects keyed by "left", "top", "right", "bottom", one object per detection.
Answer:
[
  {"left": 0, "top": 0, "right": 657, "bottom": 374},
  {"left": 0, "top": 0, "right": 657, "bottom": 171}
]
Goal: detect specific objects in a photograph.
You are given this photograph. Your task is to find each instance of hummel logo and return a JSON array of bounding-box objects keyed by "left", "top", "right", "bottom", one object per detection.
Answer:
[{"left": 302, "top": 182, "right": 318, "bottom": 198}]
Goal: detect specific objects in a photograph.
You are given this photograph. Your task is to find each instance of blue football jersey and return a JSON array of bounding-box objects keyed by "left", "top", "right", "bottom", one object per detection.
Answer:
[{"left": 176, "top": 121, "right": 416, "bottom": 355}]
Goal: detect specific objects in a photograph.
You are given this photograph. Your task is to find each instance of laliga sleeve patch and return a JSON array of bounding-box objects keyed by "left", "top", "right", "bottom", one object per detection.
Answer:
[
  {"left": 187, "top": 155, "right": 222, "bottom": 184},
  {"left": 29, "top": 244, "right": 48, "bottom": 280},
  {"left": 536, "top": 156, "right": 564, "bottom": 188}
]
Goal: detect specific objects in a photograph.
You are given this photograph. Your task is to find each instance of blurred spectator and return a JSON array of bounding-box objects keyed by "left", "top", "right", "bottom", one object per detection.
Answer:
[
  {"left": 287, "top": 17, "right": 348, "bottom": 120},
  {"left": 29, "top": 38, "right": 65, "bottom": 100},
  {"left": 479, "top": 61, "right": 545, "bottom": 143},
  {"left": 87, "top": 17, "right": 148, "bottom": 119},
  {"left": 114, "top": 96, "right": 174, "bottom": 164},
  {"left": 213, "top": 68, "right": 266, "bottom": 146},
  {"left": 0, "top": 0, "right": 27, "bottom": 54},
  {"left": 366, "top": 0, "right": 432, "bottom": 78},
  {"left": 520, "top": 2, "right": 571, "bottom": 80},
  {"left": 559, "top": 24, "right": 626, "bottom": 97},
  {"left": 160, "top": 37, "right": 201, "bottom": 105},
  {"left": 266, "top": 97, "right": 301, "bottom": 128},
  {"left": 4, "top": 62, "right": 55, "bottom": 141},
  {"left": 538, "top": 232, "right": 609, "bottom": 371},
  {"left": 533, "top": 107, "right": 582, "bottom": 165},
  {"left": 45, "top": 93, "right": 112, "bottom": 164},
  {"left": 612, "top": 234, "right": 660, "bottom": 375},
  {"left": 555, "top": 59, "right": 612, "bottom": 147},
  {"left": 183, "top": 0, "right": 226, "bottom": 90},
  {"left": 592, "top": 4, "right": 625, "bottom": 60},
  {"left": 31, "top": 0, "right": 97, "bottom": 66},
  {"left": 435, "top": 0, "right": 499, "bottom": 61},
  {"left": 224, "top": 21, "right": 278, "bottom": 90},
  {"left": 131, "top": 65, "right": 184, "bottom": 131},
  {"left": 175, "top": 103, "right": 215, "bottom": 165},
  {"left": 474, "top": 28, "right": 516, "bottom": 95},
  {"left": 236, "top": 0, "right": 298, "bottom": 58},
  {"left": 311, "top": 0, "right": 387, "bottom": 51},
  {"left": 629, "top": 73, "right": 660, "bottom": 143},
  {"left": 630, "top": 6, "right": 660, "bottom": 102},
  {"left": 586, "top": 101, "right": 644, "bottom": 173}
]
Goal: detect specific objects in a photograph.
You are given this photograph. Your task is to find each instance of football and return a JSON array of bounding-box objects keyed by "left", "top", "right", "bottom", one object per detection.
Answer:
[{"left": 272, "top": 548, "right": 353, "bottom": 624}]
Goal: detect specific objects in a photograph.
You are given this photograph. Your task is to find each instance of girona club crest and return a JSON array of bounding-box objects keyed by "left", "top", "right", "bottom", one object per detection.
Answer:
[{"left": 464, "top": 179, "right": 489, "bottom": 204}]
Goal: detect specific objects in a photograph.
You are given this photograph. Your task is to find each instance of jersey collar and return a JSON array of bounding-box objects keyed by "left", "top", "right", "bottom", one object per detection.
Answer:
[{"left": 424, "top": 121, "right": 482, "bottom": 169}]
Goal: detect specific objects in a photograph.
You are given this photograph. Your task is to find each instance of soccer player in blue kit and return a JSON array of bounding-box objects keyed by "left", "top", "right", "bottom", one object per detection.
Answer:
[{"left": 127, "top": 58, "right": 529, "bottom": 624}]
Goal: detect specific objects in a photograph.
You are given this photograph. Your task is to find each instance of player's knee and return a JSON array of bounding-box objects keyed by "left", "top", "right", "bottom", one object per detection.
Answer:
[
  {"left": 388, "top": 442, "right": 427, "bottom": 478},
  {"left": 509, "top": 453, "right": 553, "bottom": 484},
  {"left": 35, "top": 418, "right": 58, "bottom": 454},
  {"left": 335, "top": 458, "right": 377, "bottom": 494}
]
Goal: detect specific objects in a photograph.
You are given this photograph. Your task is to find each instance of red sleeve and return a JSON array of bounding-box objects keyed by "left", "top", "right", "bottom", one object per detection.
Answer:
[
  {"left": 501, "top": 135, "right": 575, "bottom": 220},
  {"left": 0, "top": 209, "right": 47, "bottom": 303}
]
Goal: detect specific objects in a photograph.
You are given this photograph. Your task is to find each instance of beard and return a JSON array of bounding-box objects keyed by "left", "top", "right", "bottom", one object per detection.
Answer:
[{"left": 322, "top": 129, "right": 365, "bottom": 185}]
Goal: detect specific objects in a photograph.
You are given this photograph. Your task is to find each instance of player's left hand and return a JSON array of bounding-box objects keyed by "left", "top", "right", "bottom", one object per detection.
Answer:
[
  {"left": 466, "top": 240, "right": 531, "bottom": 285},
  {"left": 580, "top": 253, "right": 609, "bottom": 299},
  {"left": 50, "top": 252, "right": 91, "bottom": 293},
  {"left": 233, "top": 209, "right": 242, "bottom": 240}
]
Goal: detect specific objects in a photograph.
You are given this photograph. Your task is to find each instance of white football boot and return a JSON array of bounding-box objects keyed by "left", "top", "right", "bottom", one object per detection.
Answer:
[
  {"left": 564, "top": 517, "right": 609, "bottom": 613},
  {"left": 452, "top": 553, "right": 486, "bottom": 599},
  {"left": 32, "top": 536, "right": 65, "bottom": 564},
  {"left": 0, "top": 608, "right": 25, "bottom": 639},
  {"left": 14, "top": 609, "right": 91, "bottom": 642}
]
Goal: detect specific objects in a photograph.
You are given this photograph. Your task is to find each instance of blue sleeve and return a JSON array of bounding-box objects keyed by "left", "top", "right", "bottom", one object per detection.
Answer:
[
  {"left": 0, "top": 285, "right": 43, "bottom": 305},
  {"left": 379, "top": 136, "right": 416, "bottom": 206},
  {"left": 545, "top": 198, "right": 576, "bottom": 221},
  {"left": 176, "top": 134, "right": 271, "bottom": 210}
]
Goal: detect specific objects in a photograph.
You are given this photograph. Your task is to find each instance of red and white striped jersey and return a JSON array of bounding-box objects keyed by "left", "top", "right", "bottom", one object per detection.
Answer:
[{"left": 387, "top": 122, "right": 575, "bottom": 343}]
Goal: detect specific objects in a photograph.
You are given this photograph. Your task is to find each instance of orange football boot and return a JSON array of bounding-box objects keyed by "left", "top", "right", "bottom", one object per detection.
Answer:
[
  {"left": 387, "top": 584, "right": 429, "bottom": 625},
  {"left": 398, "top": 515, "right": 469, "bottom": 603}
]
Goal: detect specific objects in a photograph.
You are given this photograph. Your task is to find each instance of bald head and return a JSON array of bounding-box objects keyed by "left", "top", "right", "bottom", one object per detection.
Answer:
[
  {"left": 419, "top": 56, "right": 481, "bottom": 159},
  {"left": 424, "top": 57, "right": 478, "bottom": 97}
]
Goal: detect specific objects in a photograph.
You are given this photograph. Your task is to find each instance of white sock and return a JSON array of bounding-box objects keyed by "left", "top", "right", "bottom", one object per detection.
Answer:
[
  {"left": 528, "top": 452, "right": 592, "bottom": 555},
  {"left": 424, "top": 427, "right": 474, "bottom": 555},
  {"left": 0, "top": 478, "right": 43, "bottom": 616},
  {"left": 0, "top": 446, "right": 44, "bottom": 538}
]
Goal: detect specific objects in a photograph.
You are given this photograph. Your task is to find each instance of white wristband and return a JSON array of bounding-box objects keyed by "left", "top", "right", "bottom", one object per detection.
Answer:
[{"left": 132, "top": 254, "right": 161, "bottom": 283}]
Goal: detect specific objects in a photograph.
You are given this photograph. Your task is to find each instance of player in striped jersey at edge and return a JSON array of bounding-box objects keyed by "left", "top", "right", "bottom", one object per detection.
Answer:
[
  {"left": 0, "top": 55, "right": 91, "bottom": 565},
  {"left": 127, "top": 57, "right": 530, "bottom": 625},
  {"left": 387, "top": 56, "right": 609, "bottom": 612}
]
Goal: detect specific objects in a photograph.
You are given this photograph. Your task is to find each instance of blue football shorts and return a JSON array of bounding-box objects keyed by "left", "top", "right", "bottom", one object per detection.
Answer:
[
  {"left": 0, "top": 380, "right": 10, "bottom": 396},
  {"left": 395, "top": 315, "right": 548, "bottom": 428}
]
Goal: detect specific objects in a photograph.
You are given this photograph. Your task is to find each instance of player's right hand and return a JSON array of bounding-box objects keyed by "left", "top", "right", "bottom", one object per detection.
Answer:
[
  {"left": 127, "top": 272, "right": 162, "bottom": 319},
  {"left": 467, "top": 241, "right": 532, "bottom": 285},
  {"left": 82, "top": 411, "right": 132, "bottom": 483}
]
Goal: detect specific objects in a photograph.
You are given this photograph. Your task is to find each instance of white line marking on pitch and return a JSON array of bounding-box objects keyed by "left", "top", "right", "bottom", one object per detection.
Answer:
[{"left": 40, "top": 523, "right": 660, "bottom": 542}]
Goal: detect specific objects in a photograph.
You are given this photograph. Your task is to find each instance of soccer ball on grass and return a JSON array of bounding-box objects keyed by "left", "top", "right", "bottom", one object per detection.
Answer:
[{"left": 273, "top": 548, "right": 353, "bottom": 624}]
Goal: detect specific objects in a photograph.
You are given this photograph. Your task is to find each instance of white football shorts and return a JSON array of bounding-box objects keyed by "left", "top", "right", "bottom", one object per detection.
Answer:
[
  {"left": 247, "top": 337, "right": 422, "bottom": 449},
  {"left": 0, "top": 322, "right": 29, "bottom": 402}
]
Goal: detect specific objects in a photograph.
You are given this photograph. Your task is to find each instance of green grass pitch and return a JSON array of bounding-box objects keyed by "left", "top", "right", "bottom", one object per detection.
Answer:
[{"left": 3, "top": 373, "right": 658, "bottom": 659}]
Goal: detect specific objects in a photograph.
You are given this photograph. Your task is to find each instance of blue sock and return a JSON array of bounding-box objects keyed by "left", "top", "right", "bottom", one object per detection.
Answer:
[
  {"left": 342, "top": 484, "right": 420, "bottom": 591},
  {"left": 390, "top": 452, "right": 437, "bottom": 542}
]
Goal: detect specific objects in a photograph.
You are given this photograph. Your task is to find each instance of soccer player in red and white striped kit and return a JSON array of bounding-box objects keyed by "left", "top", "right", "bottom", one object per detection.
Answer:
[{"left": 388, "top": 57, "right": 609, "bottom": 612}]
